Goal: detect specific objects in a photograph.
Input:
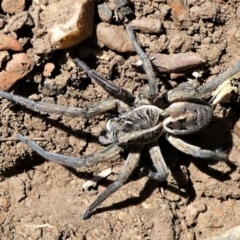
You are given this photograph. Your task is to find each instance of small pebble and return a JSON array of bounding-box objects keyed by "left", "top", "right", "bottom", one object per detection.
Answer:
[
  {"left": 1, "top": 0, "right": 25, "bottom": 13},
  {"left": 0, "top": 53, "right": 34, "bottom": 91},
  {"left": 43, "top": 63, "right": 55, "bottom": 77},
  {"left": 149, "top": 52, "right": 204, "bottom": 73},
  {"left": 98, "top": 2, "right": 112, "bottom": 23},
  {"left": 96, "top": 22, "right": 134, "bottom": 52},
  {"left": 129, "top": 18, "right": 162, "bottom": 34}
]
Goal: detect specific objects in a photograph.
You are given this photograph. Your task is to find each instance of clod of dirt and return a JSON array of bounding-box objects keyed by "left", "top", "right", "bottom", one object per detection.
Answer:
[
  {"left": 233, "top": 120, "right": 240, "bottom": 139},
  {"left": 1, "top": 0, "right": 25, "bottom": 14},
  {"left": 168, "top": 30, "right": 192, "bottom": 53},
  {"left": 149, "top": 52, "right": 204, "bottom": 73},
  {"left": 129, "top": 18, "right": 162, "bottom": 33},
  {"left": 197, "top": 43, "right": 226, "bottom": 64},
  {"left": 166, "top": 0, "right": 192, "bottom": 29},
  {"left": 0, "top": 33, "right": 23, "bottom": 51},
  {"left": 98, "top": 2, "right": 113, "bottom": 23},
  {"left": 40, "top": 0, "right": 94, "bottom": 49},
  {"left": 0, "top": 53, "right": 34, "bottom": 91},
  {"left": 32, "top": 35, "right": 52, "bottom": 55},
  {"left": 9, "top": 176, "right": 27, "bottom": 203},
  {"left": 185, "top": 202, "right": 207, "bottom": 226},
  {"left": 96, "top": 22, "right": 135, "bottom": 52},
  {"left": 38, "top": 70, "right": 71, "bottom": 96},
  {"left": 8, "top": 11, "right": 32, "bottom": 32},
  {"left": 189, "top": 1, "right": 219, "bottom": 21},
  {"left": 229, "top": 133, "right": 240, "bottom": 168},
  {"left": 43, "top": 62, "right": 55, "bottom": 77}
]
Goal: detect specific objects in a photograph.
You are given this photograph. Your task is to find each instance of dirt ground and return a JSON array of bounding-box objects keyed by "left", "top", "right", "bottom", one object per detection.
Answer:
[{"left": 1, "top": 0, "right": 240, "bottom": 239}]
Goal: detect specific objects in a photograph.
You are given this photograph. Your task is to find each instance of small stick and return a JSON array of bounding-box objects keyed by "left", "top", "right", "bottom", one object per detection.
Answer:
[{"left": 82, "top": 168, "right": 112, "bottom": 191}]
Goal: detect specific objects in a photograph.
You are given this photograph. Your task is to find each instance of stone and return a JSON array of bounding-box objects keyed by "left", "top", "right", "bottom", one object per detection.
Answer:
[
  {"left": 0, "top": 53, "right": 34, "bottom": 91},
  {"left": 40, "top": 0, "right": 94, "bottom": 49},
  {"left": 1, "top": 0, "right": 25, "bottom": 14}
]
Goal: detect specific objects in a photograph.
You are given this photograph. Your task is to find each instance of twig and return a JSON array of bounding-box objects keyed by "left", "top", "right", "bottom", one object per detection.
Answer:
[
  {"left": 82, "top": 168, "right": 112, "bottom": 191},
  {"left": 23, "top": 223, "right": 55, "bottom": 229}
]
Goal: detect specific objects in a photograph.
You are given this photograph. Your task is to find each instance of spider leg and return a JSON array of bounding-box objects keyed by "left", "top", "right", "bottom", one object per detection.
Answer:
[
  {"left": 166, "top": 58, "right": 240, "bottom": 102},
  {"left": 0, "top": 91, "right": 120, "bottom": 118},
  {"left": 148, "top": 140, "right": 169, "bottom": 182},
  {"left": 166, "top": 134, "right": 228, "bottom": 161},
  {"left": 126, "top": 25, "right": 158, "bottom": 99},
  {"left": 73, "top": 58, "right": 135, "bottom": 105},
  {"left": 16, "top": 134, "right": 122, "bottom": 168},
  {"left": 83, "top": 146, "right": 142, "bottom": 220}
]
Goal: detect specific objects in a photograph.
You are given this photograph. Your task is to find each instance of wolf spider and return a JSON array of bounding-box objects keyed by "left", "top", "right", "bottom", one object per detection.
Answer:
[{"left": 0, "top": 26, "right": 228, "bottom": 219}]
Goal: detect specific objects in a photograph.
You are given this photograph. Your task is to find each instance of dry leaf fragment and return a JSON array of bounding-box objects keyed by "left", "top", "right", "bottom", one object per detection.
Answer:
[
  {"left": 0, "top": 33, "right": 23, "bottom": 51},
  {"left": 211, "top": 78, "right": 237, "bottom": 105},
  {"left": 82, "top": 168, "right": 112, "bottom": 191}
]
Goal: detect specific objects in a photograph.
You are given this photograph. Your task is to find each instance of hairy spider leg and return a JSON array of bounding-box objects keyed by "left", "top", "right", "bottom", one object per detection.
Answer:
[
  {"left": 167, "top": 135, "right": 228, "bottom": 161},
  {"left": 16, "top": 134, "right": 122, "bottom": 168},
  {"left": 166, "top": 56, "right": 240, "bottom": 102},
  {"left": 73, "top": 58, "right": 135, "bottom": 105},
  {"left": 83, "top": 146, "right": 142, "bottom": 219},
  {"left": 147, "top": 140, "right": 169, "bottom": 181},
  {"left": 0, "top": 91, "right": 120, "bottom": 118},
  {"left": 126, "top": 25, "right": 158, "bottom": 99}
]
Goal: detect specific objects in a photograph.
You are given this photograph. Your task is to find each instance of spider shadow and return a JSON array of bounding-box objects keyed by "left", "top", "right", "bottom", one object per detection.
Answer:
[
  {"left": 1, "top": 152, "right": 97, "bottom": 181},
  {"left": 91, "top": 174, "right": 190, "bottom": 218},
  {"left": 8, "top": 104, "right": 101, "bottom": 144},
  {"left": 84, "top": 167, "right": 192, "bottom": 218},
  {"left": 92, "top": 177, "right": 158, "bottom": 217},
  {"left": 40, "top": 113, "right": 101, "bottom": 144},
  {"left": 182, "top": 116, "right": 236, "bottom": 180},
  {"left": 1, "top": 106, "right": 102, "bottom": 178},
  {"left": 1, "top": 154, "right": 46, "bottom": 178}
]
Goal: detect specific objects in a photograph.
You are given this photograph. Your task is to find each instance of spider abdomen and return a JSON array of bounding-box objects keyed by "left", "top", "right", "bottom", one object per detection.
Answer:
[{"left": 162, "top": 102, "right": 213, "bottom": 135}]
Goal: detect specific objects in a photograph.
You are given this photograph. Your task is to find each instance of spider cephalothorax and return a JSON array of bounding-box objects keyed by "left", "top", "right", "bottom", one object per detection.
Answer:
[
  {"left": 100, "top": 105, "right": 164, "bottom": 145},
  {"left": 0, "top": 26, "right": 228, "bottom": 220}
]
